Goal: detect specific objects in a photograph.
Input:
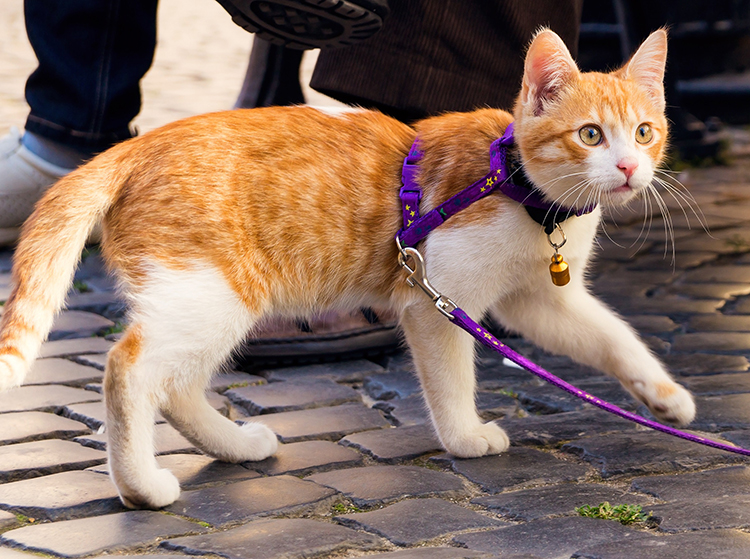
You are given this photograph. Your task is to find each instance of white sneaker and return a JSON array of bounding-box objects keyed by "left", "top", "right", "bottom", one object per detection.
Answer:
[{"left": 0, "top": 127, "right": 74, "bottom": 245}]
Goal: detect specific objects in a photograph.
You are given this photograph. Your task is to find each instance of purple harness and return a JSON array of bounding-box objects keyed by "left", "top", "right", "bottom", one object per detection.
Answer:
[
  {"left": 398, "top": 122, "right": 594, "bottom": 247},
  {"left": 396, "top": 123, "right": 750, "bottom": 457}
]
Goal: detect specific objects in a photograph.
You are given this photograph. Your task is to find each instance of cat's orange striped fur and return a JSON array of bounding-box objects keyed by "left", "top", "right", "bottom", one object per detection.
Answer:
[{"left": 0, "top": 29, "right": 694, "bottom": 508}]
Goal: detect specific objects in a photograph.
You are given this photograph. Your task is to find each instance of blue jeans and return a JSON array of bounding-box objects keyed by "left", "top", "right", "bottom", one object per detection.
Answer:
[{"left": 23, "top": 0, "right": 158, "bottom": 153}]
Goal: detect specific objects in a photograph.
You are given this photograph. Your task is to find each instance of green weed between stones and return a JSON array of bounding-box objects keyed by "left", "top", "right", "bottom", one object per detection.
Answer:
[
  {"left": 331, "top": 502, "right": 363, "bottom": 515},
  {"left": 98, "top": 321, "right": 126, "bottom": 337},
  {"left": 72, "top": 280, "right": 92, "bottom": 293},
  {"left": 576, "top": 502, "right": 651, "bottom": 525}
]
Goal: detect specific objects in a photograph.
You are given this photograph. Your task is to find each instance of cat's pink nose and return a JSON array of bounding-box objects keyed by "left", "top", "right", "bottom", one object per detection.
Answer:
[{"left": 617, "top": 157, "right": 638, "bottom": 179}]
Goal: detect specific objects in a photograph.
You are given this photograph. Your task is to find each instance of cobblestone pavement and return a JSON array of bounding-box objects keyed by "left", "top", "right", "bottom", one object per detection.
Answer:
[{"left": 5, "top": 2, "right": 750, "bottom": 559}]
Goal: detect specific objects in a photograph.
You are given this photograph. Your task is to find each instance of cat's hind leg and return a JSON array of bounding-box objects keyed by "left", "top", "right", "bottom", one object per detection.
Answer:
[
  {"left": 105, "top": 264, "right": 277, "bottom": 509},
  {"left": 105, "top": 323, "right": 182, "bottom": 509}
]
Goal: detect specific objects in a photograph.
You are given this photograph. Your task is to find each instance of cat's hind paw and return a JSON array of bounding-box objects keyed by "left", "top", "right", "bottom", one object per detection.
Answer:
[
  {"left": 637, "top": 380, "right": 696, "bottom": 426},
  {"left": 118, "top": 467, "right": 181, "bottom": 509},
  {"left": 443, "top": 421, "right": 510, "bottom": 458}
]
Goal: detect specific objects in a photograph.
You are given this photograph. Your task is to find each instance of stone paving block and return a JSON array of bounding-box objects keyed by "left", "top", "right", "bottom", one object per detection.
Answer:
[
  {"left": 499, "top": 409, "right": 638, "bottom": 447},
  {"left": 515, "top": 384, "right": 585, "bottom": 414},
  {"left": 70, "top": 353, "right": 108, "bottom": 370},
  {"left": 336, "top": 497, "right": 506, "bottom": 546},
  {"left": 643, "top": 335, "right": 670, "bottom": 355},
  {"left": 572, "top": 529, "right": 750, "bottom": 559},
  {"left": 692, "top": 393, "right": 750, "bottom": 431},
  {"left": 38, "top": 338, "right": 112, "bottom": 359},
  {"left": 166, "top": 475, "right": 336, "bottom": 525},
  {"left": 648, "top": 496, "right": 750, "bottom": 532},
  {"left": 0, "top": 509, "right": 17, "bottom": 530},
  {"left": 662, "top": 353, "right": 749, "bottom": 376},
  {"left": 245, "top": 403, "right": 389, "bottom": 443},
  {"left": 472, "top": 483, "right": 652, "bottom": 521},
  {"left": 667, "top": 282, "right": 750, "bottom": 300},
  {"left": 624, "top": 314, "right": 679, "bottom": 334},
  {"left": 306, "top": 465, "right": 465, "bottom": 507},
  {"left": 64, "top": 290, "right": 126, "bottom": 321},
  {"left": 673, "top": 332, "right": 750, "bottom": 352},
  {"left": 721, "top": 430, "right": 750, "bottom": 450},
  {"left": 161, "top": 517, "right": 384, "bottom": 559},
  {"left": 364, "top": 372, "right": 421, "bottom": 400},
  {"left": 0, "top": 548, "right": 38, "bottom": 558},
  {"left": 682, "top": 373, "right": 750, "bottom": 395},
  {"left": 592, "top": 271, "right": 673, "bottom": 297},
  {"left": 361, "top": 549, "right": 491, "bottom": 559},
  {"left": 62, "top": 401, "right": 165, "bottom": 430},
  {"left": 689, "top": 314, "right": 750, "bottom": 332},
  {"left": 0, "top": 385, "right": 100, "bottom": 413},
  {"left": 734, "top": 296, "right": 750, "bottom": 314},
  {"left": 24, "top": 358, "right": 103, "bottom": 386},
  {"left": 383, "top": 353, "right": 415, "bottom": 373},
  {"left": 75, "top": 423, "right": 196, "bottom": 455},
  {"left": 625, "top": 252, "right": 716, "bottom": 272},
  {"left": 88, "top": 454, "right": 260, "bottom": 489},
  {"left": 476, "top": 391, "right": 517, "bottom": 420},
  {"left": 432, "top": 447, "right": 589, "bottom": 494},
  {"left": 0, "top": 412, "right": 89, "bottom": 446},
  {"left": 561, "top": 431, "right": 745, "bottom": 478},
  {"left": 601, "top": 296, "right": 723, "bottom": 316},
  {"left": 453, "top": 517, "right": 640, "bottom": 559},
  {"left": 0, "top": 510, "right": 206, "bottom": 557},
  {"left": 226, "top": 378, "right": 360, "bottom": 415},
  {"left": 0, "top": 470, "right": 123, "bottom": 521},
  {"left": 631, "top": 465, "right": 750, "bottom": 500},
  {"left": 517, "top": 379, "right": 638, "bottom": 415},
  {"left": 262, "top": 359, "right": 385, "bottom": 382},
  {"left": 340, "top": 424, "right": 442, "bottom": 463},
  {"left": 210, "top": 371, "right": 265, "bottom": 392},
  {"left": 0, "top": 439, "right": 106, "bottom": 483},
  {"left": 374, "top": 394, "right": 430, "bottom": 426},
  {"left": 683, "top": 265, "right": 750, "bottom": 283},
  {"left": 48, "top": 311, "right": 115, "bottom": 341},
  {"left": 250, "top": 440, "right": 362, "bottom": 475},
  {"left": 89, "top": 556, "right": 196, "bottom": 559}
]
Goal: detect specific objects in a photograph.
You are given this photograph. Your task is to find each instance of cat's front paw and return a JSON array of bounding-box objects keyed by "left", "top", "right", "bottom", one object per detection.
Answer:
[
  {"left": 635, "top": 380, "right": 696, "bottom": 426},
  {"left": 236, "top": 421, "right": 279, "bottom": 462},
  {"left": 117, "top": 467, "right": 181, "bottom": 509},
  {"left": 442, "top": 421, "right": 510, "bottom": 458}
]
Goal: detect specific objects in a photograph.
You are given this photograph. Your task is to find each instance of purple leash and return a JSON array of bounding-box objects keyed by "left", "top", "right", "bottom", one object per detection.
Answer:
[
  {"left": 450, "top": 308, "right": 750, "bottom": 457},
  {"left": 396, "top": 124, "right": 750, "bottom": 458}
]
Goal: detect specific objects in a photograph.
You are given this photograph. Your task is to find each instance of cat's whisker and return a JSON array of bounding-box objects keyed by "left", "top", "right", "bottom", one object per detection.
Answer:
[
  {"left": 630, "top": 187, "right": 654, "bottom": 253},
  {"left": 652, "top": 176, "right": 692, "bottom": 228},
  {"left": 646, "top": 184, "right": 676, "bottom": 265},
  {"left": 653, "top": 170, "right": 710, "bottom": 235}
]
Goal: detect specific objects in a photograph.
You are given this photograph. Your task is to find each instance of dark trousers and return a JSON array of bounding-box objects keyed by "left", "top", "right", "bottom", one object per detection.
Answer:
[{"left": 24, "top": 0, "right": 158, "bottom": 153}]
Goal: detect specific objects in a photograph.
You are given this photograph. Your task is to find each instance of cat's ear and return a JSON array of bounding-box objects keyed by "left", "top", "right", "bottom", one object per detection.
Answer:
[
  {"left": 521, "top": 29, "right": 579, "bottom": 117},
  {"left": 621, "top": 29, "right": 667, "bottom": 107}
]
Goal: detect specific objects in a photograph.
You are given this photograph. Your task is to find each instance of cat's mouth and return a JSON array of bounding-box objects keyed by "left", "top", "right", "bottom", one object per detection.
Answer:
[{"left": 611, "top": 184, "right": 632, "bottom": 195}]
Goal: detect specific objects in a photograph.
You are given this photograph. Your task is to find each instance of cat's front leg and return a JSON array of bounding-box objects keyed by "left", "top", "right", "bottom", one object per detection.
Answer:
[
  {"left": 401, "top": 300, "right": 509, "bottom": 457},
  {"left": 493, "top": 284, "right": 695, "bottom": 425}
]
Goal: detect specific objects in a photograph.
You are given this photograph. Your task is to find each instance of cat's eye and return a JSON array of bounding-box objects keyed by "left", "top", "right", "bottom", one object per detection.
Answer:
[
  {"left": 635, "top": 123, "right": 653, "bottom": 144},
  {"left": 579, "top": 126, "right": 603, "bottom": 146}
]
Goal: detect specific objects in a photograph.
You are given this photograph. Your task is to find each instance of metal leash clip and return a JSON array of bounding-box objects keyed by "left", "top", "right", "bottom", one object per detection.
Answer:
[{"left": 396, "top": 238, "right": 457, "bottom": 319}]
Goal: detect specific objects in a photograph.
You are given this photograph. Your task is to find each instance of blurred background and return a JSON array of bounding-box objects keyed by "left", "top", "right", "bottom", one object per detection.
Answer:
[{"left": 3, "top": 0, "right": 750, "bottom": 161}]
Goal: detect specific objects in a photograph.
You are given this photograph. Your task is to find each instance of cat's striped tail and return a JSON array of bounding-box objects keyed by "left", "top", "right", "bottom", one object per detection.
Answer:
[{"left": 0, "top": 151, "right": 127, "bottom": 390}]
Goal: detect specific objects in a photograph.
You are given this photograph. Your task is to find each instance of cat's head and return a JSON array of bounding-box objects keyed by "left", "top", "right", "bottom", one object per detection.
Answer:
[{"left": 513, "top": 28, "right": 669, "bottom": 210}]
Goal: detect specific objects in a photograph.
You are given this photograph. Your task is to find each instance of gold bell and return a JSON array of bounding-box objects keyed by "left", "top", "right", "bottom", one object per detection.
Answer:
[{"left": 549, "top": 253, "right": 570, "bottom": 286}]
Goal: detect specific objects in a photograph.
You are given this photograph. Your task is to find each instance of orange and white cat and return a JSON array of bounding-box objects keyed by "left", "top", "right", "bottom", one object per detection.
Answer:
[{"left": 0, "top": 29, "right": 694, "bottom": 508}]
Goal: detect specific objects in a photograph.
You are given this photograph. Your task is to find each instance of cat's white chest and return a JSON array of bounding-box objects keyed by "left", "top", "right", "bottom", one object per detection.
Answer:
[{"left": 422, "top": 205, "right": 601, "bottom": 308}]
